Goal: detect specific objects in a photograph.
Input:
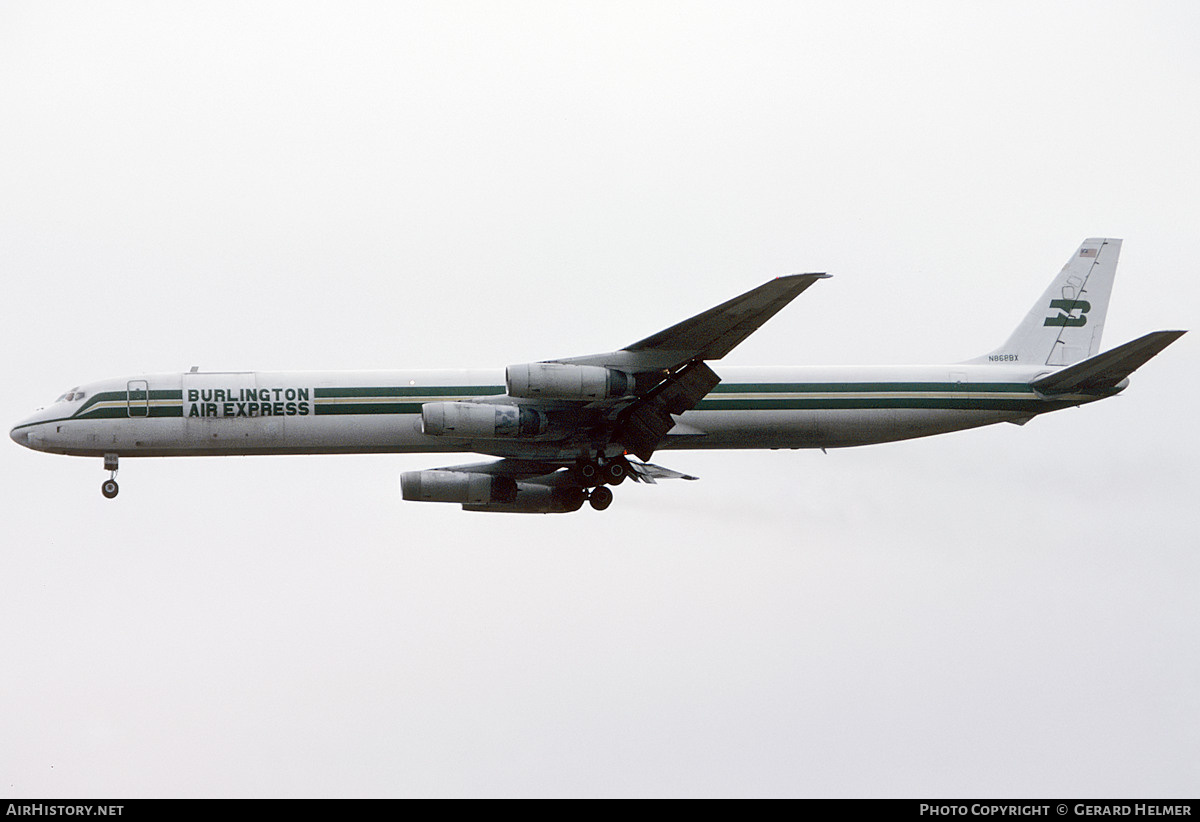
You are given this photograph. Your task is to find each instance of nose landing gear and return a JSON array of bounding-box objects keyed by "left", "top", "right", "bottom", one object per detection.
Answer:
[{"left": 101, "top": 453, "right": 119, "bottom": 499}]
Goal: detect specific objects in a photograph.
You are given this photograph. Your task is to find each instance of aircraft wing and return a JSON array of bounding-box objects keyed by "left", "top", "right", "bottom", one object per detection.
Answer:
[
  {"left": 558, "top": 273, "right": 829, "bottom": 371},
  {"left": 552, "top": 272, "right": 828, "bottom": 459},
  {"left": 408, "top": 457, "right": 698, "bottom": 484},
  {"left": 406, "top": 458, "right": 553, "bottom": 476},
  {"left": 403, "top": 272, "right": 828, "bottom": 511}
]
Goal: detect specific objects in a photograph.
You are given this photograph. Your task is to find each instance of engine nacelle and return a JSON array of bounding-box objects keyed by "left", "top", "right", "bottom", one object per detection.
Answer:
[
  {"left": 463, "top": 485, "right": 587, "bottom": 514},
  {"left": 506, "top": 362, "right": 632, "bottom": 401},
  {"left": 400, "top": 471, "right": 585, "bottom": 513},
  {"left": 400, "top": 471, "right": 510, "bottom": 504},
  {"left": 421, "top": 401, "right": 547, "bottom": 438}
]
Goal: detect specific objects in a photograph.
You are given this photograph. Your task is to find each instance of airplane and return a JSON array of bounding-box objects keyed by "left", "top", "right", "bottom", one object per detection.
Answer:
[{"left": 9, "top": 238, "right": 1185, "bottom": 513}]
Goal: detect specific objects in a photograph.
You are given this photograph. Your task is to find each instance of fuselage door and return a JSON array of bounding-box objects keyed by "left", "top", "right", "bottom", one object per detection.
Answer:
[{"left": 127, "top": 380, "right": 150, "bottom": 417}]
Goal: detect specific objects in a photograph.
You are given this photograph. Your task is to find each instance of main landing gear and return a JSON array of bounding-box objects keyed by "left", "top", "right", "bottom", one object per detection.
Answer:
[
  {"left": 587, "top": 485, "right": 613, "bottom": 511},
  {"left": 577, "top": 456, "right": 628, "bottom": 511},
  {"left": 101, "top": 453, "right": 119, "bottom": 499}
]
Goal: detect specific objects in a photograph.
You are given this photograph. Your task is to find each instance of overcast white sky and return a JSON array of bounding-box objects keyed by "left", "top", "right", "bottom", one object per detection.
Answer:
[{"left": 2, "top": 1, "right": 1197, "bottom": 798}]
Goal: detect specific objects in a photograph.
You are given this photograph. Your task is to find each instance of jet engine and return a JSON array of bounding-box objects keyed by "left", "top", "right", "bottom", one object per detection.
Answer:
[
  {"left": 506, "top": 363, "right": 633, "bottom": 401},
  {"left": 420, "top": 401, "right": 547, "bottom": 438},
  {"left": 400, "top": 470, "right": 498, "bottom": 504},
  {"left": 462, "top": 485, "right": 587, "bottom": 514},
  {"left": 400, "top": 470, "right": 585, "bottom": 513}
]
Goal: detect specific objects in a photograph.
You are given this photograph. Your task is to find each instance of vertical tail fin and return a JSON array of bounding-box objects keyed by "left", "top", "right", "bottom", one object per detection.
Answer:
[{"left": 973, "top": 238, "right": 1122, "bottom": 366}]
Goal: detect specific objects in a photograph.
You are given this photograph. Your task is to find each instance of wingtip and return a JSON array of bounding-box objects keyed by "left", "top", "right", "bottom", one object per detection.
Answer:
[{"left": 776, "top": 272, "right": 830, "bottom": 280}]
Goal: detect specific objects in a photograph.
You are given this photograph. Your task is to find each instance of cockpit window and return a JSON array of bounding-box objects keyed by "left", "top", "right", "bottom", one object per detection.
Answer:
[{"left": 55, "top": 389, "right": 85, "bottom": 403}]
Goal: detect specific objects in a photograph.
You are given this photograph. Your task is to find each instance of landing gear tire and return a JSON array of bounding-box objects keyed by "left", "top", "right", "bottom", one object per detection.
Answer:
[
  {"left": 101, "top": 479, "right": 119, "bottom": 499},
  {"left": 603, "top": 459, "right": 627, "bottom": 485},
  {"left": 588, "top": 485, "right": 613, "bottom": 511}
]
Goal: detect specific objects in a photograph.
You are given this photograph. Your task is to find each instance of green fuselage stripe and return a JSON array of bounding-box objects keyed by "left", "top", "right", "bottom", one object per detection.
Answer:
[
  {"left": 307, "top": 382, "right": 1048, "bottom": 415},
  {"left": 709, "top": 381, "right": 1033, "bottom": 394},
  {"left": 31, "top": 382, "right": 1059, "bottom": 427},
  {"left": 316, "top": 402, "right": 427, "bottom": 415},
  {"left": 695, "top": 398, "right": 1057, "bottom": 412},
  {"left": 314, "top": 385, "right": 505, "bottom": 398}
]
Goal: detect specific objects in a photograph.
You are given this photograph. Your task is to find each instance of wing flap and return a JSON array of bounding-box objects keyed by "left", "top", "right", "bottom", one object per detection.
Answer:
[
  {"left": 615, "top": 361, "right": 721, "bottom": 460},
  {"left": 627, "top": 460, "right": 699, "bottom": 484}
]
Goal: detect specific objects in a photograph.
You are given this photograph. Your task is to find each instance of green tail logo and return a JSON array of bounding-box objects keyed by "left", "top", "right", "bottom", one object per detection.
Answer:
[{"left": 1044, "top": 298, "right": 1090, "bottom": 327}]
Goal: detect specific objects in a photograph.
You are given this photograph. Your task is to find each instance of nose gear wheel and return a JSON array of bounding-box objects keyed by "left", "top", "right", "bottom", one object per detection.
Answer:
[{"left": 101, "top": 453, "right": 119, "bottom": 499}]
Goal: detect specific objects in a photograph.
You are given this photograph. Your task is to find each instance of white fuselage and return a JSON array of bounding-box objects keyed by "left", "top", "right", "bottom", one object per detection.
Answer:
[{"left": 9, "top": 363, "right": 1094, "bottom": 461}]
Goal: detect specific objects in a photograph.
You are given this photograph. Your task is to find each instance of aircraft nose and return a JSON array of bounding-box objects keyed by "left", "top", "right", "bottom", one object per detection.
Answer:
[{"left": 10, "top": 417, "right": 43, "bottom": 450}]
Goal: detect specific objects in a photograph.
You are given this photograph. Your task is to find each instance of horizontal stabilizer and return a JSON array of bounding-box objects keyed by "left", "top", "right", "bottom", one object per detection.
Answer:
[{"left": 1032, "top": 330, "right": 1186, "bottom": 395}]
